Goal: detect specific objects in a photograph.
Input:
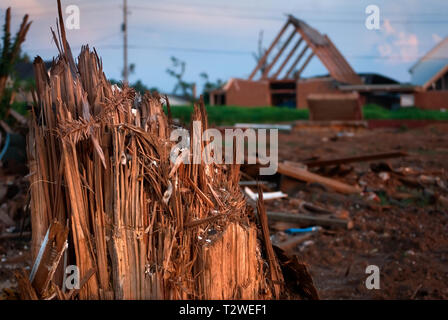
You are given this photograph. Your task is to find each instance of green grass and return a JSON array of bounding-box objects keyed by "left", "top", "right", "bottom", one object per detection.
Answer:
[
  {"left": 167, "top": 105, "right": 309, "bottom": 126},
  {"left": 1, "top": 100, "right": 28, "bottom": 121},
  {"left": 10, "top": 101, "right": 28, "bottom": 115},
  {"left": 168, "top": 104, "right": 448, "bottom": 126},
  {"left": 5, "top": 101, "right": 448, "bottom": 126},
  {"left": 363, "top": 104, "right": 448, "bottom": 120}
]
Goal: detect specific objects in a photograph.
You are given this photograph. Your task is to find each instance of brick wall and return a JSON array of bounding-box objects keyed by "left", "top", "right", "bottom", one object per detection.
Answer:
[
  {"left": 296, "top": 78, "right": 342, "bottom": 109},
  {"left": 414, "top": 91, "right": 448, "bottom": 110},
  {"left": 226, "top": 79, "right": 270, "bottom": 107}
]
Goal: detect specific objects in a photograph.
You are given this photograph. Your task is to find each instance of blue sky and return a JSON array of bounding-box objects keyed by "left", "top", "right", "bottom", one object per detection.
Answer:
[{"left": 1, "top": 0, "right": 447, "bottom": 93}]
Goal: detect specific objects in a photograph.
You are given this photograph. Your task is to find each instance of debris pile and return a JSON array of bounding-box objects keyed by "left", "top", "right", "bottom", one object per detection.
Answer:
[
  {"left": 0, "top": 104, "right": 30, "bottom": 243},
  {"left": 239, "top": 124, "right": 448, "bottom": 274},
  {"left": 0, "top": 173, "right": 28, "bottom": 237}
]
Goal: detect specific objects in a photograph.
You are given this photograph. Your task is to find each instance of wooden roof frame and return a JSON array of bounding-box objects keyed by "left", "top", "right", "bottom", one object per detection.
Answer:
[{"left": 249, "top": 15, "right": 362, "bottom": 85}]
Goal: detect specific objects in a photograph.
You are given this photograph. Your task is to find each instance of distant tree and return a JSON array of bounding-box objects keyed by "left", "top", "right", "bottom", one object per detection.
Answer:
[
  {"left": 109, "top": 78, "right": 120, "bottom": 86},
  {"left": 200, "top": 72, "right": 223, "bottom": 91},
  {"left": 131, "top": 79, "right": 158, "bottom": 95},
  {"left": 252, "top": 30, "right": 268, "bottom": 76},
  {"left": 0, "top": 7, "right": 32, "bottom": 118},
  {"left": 166, "top": 56, "right": 194, "bottom": 100},
  {"left": 199, "top": 72, "right": 223, "bottom": 104}
]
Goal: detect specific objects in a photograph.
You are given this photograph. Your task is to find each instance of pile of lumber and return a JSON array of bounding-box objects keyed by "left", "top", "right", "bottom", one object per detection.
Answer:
[
  {"left": 240, "top": 150, "right": 412, "bottom": 232},
  {"left": 18, "top": 5, "right": 318, "bottom": 300}
]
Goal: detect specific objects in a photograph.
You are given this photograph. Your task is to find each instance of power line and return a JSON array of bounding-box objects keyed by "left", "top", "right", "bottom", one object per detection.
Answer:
[
  {"left": 128, "top": 5, "right": 448, "bottom": 24},
  {"left": 153, "top": 0, "right": 448, "bottom": 17},
  {"left": 71, "top": 44, "right": 448, "bottom": 61},
  {"left": 96, "top": 44, "right": 253, "bottom": 55}
]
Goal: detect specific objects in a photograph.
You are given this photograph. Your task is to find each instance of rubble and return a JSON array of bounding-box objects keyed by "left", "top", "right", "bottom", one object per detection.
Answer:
[
  {"left": 277, "top": 162, "right": 361, "bottom": 194},
  {"left": 267, "top": 211, "right": 353, "bottom": 230},
  {"left": 261, "top": 123, "right": 448, "bottom": 299}
]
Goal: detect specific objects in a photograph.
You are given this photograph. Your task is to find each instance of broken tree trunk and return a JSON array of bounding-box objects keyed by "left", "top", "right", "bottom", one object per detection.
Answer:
[
  {"left": 27, "top": 52, "right": 279, "bottom": 299},
  {"left": 21, "top": 1, "right": 320, "bottom": 300},
  {"left": 23, "top": 12, "right": 292, "bottom": 298}
]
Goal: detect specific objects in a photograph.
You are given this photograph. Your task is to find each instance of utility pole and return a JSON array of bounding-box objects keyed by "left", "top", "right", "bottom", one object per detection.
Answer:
[{"left": 122, "top": 0, "right": 128, "bottom": 83}]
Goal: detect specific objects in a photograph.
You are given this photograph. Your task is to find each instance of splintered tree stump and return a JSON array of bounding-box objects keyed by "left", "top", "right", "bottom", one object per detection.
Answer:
[
  {"left": 21, "top": 1, "right": 319, "bottom": 300},
  {"left": 197, "top": 223, "right": 265, "bottom": 299},
  {"left": 23, "top": 11, "right": 281, "bottom": 299}
]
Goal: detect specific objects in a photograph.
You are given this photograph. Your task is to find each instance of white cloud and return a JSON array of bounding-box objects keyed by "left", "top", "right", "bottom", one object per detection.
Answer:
[
  {"left": 383, "top": 19, "right": 395, "bottom": 35},
  {"left": 377, "top": 19, "right": 419, "bottom": 63}
]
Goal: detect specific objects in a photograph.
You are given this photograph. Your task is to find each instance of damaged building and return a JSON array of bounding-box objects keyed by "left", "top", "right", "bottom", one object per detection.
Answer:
[
  {"left": 338, "top": 37, "right": 448, "bottom": 111},
  {"left": 210, "top": 15, "right": 362, "bottom": 109},
  {"left": 409, "top": 36, "right": 448, "bottom": 110},
  {"left": 210, "top": 15, "right": 448, "bottom": 112}
]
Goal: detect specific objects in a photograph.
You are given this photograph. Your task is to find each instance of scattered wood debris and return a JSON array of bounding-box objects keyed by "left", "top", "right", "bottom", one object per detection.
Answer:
[
  {"left": 267, "top": 211, "right": 353, "bottom": 230},
  {"left": 277, "top": 162, "right": 361, "bottom": 194},
  {"left": 244, "top": 186, "right": 287, "bottom": 201},
  {"left": 303, "top": 151, "right": 408, "bottom": 168}
]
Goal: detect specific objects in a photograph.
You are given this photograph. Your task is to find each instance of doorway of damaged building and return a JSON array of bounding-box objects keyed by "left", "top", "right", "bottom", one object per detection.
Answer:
[{"left": 270, "top": 80, "right": 296, "bottom": 108}]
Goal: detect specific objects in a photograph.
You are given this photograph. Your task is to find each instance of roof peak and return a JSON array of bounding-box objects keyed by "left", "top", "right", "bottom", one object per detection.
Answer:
[{"left": 409, "top": 36, "right": 448, "bottom": 73}]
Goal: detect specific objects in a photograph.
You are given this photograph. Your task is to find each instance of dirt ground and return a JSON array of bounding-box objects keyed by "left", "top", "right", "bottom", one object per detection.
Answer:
[
  {"left": 1, "top": 123, "right": 447, "bottom": 299},
  {"left": 266, "top": 123, "right": 448, "bottom": 299}
]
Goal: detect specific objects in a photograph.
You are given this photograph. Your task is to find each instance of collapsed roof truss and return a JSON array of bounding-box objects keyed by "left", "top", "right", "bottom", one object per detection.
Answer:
[{"left": 249, "top": 15, "right": 362, "bottom": 85}]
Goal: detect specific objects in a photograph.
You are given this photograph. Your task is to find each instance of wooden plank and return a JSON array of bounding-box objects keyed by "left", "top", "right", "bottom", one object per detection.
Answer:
[
  {"left": 248, "top": 20, "right": 290, "bottom": 80},
  {"left": 314, "top": 45, "right": 342, "bottom": 81},
  {"left": 304, "top": 151, "right": 408, "bottom": 168},
  {"left": 267, "top": 211, "right": 353, "bottom": 230},
  {"left": 30, "top": 221, "right": 68, "bottom": 298},
  {"left": 284, "top": 45, "right": 309, "bottom": 79},
  {"left": 257, "top": 189, "right": 284, "bottom": 298},
  {"left": 0, "top": 231, "right": 31, "bottom": 240},
  {"left": 276, "top": 233, "right": 314, "bottom": 251},
  {"left": 261, "top": 29, "right": 296, "bottom": 79},
  {"left": 271, "top": 38, "right": 303, "bottom": 79},
  {"left": 277, "top": 162, "right": 361, "bottom": 194}
]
